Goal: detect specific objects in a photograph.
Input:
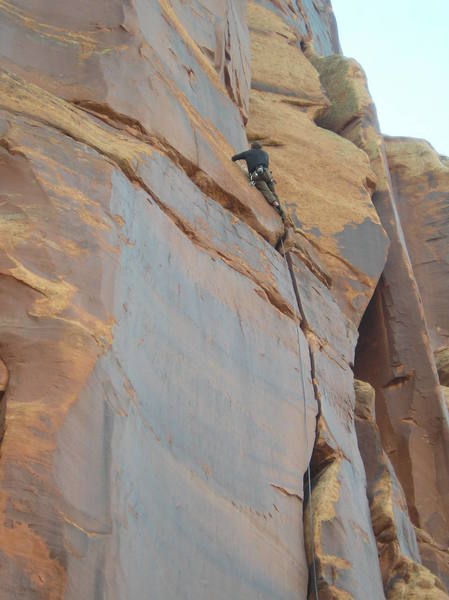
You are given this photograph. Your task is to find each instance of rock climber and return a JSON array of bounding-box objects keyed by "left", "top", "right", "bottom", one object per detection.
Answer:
[{"left": 231, "top": 141, "right": 285, "bottom": 221}]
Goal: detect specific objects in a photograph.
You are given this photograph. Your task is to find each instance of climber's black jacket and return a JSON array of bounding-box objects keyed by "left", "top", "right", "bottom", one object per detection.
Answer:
[{"left": 231, "top": 148, "right": 269, "bottom": 173}]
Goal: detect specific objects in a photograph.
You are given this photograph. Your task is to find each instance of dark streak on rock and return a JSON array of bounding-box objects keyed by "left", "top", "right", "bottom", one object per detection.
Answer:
[{"left": 0, "top": 357, "right": 9, "bottom": 443}]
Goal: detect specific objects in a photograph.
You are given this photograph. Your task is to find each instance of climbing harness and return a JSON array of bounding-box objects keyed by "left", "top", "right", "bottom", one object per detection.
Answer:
[
  {"left": 249, "top": 165, "right": 265, "bottom": 186},
  {"left": 280, "top": 238, "right": 319, "bottom": 600},
  {"left": 249, "top": 165, "right": 273, "bottom": 183}
]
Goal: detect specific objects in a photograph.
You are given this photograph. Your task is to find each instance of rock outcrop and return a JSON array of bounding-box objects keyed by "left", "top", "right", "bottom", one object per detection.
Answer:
[
  {"left": 381, "top": 139, "right": 449, "bottom": 589},
  {"left": 354, "top": 380, "right": 448, "bottom": 599},
  {"left": 310, "top": 47, "right": 449, "bottom": 593},
  {"left": 246, "top": 3, "right": 390, "bottom": 597},
  {"left": 0, "top": 1, "right": 448, "bottom": 599},
  {"left": 384, "top": 137, "right": 449, "bottom": 353},
  {"left": 247, "top": 3, "right": 387, "bottom": 322}
]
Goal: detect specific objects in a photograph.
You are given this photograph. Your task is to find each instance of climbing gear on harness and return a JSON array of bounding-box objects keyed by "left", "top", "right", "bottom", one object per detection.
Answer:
[
  {"left": 280, "top": 238, "right": 319, "bottom": 600},
  {"left": 249, "top": 165, "right": 266, "bottom": 185}
]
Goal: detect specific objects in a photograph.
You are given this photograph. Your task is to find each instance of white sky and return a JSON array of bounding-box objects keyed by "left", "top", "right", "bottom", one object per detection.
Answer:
[{"left": 330, "top": 0, "right": 449, "bottom": 157}]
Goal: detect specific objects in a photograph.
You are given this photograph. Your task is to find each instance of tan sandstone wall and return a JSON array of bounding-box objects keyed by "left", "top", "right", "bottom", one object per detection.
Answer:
[
  {"left": 0, "top": 1, "right": 448, "bottom": 599},
  {"left": 308, "top": 44, "right": 449, "bottom": 595}
]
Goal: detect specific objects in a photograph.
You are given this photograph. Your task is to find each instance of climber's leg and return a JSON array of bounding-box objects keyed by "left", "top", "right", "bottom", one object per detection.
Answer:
[
  {"left": 255, "top": 180, "right": 285, "bottom": 221},
  {"left": 267, "top": 179, "right": 284, "bottom": 219},
  {"left": 267, "top": 179, "right": 280, "bottom": 203},
  {"left": 255, "top": 179, "right": 277, "bottom": 205}
]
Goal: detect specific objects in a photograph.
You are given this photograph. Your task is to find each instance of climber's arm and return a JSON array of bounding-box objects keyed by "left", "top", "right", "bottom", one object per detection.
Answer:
[{"left": 231, "top": 150, "right": 249, "bottom": 162}]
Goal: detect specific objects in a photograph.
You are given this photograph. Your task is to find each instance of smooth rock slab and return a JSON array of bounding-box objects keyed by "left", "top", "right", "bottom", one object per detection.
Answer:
[{"left": 0, "top": 103, "right": 317, "bottom": 598}]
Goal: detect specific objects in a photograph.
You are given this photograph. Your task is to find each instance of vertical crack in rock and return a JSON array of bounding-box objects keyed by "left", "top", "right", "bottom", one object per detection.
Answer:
[
  {"left": 278, "top": 240, "right": 385, "bottom": 598},
  {"left": 277, "top": 241, "right": 331, "bottom": 598},
  {"left": 282, "top": 248, "right": 339, "bottom": 600},
  {"left": 0, "top": 0, "right": 446, "bottom": 598},
  {"left": 246, "top": 3, "right": 391, "bottom": 598}
]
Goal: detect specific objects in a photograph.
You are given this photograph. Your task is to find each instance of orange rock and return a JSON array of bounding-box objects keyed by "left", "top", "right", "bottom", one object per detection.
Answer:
[
  {"left": 312, "top": 49, "right": 449, "bottom": 570},
  {"left": 354, "top": 380, "right": 449, "bottom": 598},
  {"left": 0, "top": 41, "right": 315, "bottom": 600},
  {"left": 0, "top": 0, "right": 446, "bottom": 597},
  {"left": 246, "top": 2, "right": 388, "bottom": 325},
  {"left": 384, "top": 136, "right": 449, "bottom": 352}
]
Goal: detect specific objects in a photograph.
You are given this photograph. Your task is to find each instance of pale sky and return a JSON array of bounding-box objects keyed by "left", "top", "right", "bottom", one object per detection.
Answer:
[{"left": 330, "top": 0, "right": 449, "bottom": 157}]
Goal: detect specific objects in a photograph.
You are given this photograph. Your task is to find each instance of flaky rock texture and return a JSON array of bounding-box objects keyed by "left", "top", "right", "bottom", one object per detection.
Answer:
[
  {"left": 0, "top": 1, "right": 448, "bottom": 599},
  {"left": 354, "top": 380, "right": 448, "bottom": 599},
  {"left": 436, "top": 349, "right": 449, "bottom": 387}
]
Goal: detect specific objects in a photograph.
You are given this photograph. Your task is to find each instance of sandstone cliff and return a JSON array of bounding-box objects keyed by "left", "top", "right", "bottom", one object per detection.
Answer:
[{"left": 0, "top": 1, "right": 447, "bottom": 599}]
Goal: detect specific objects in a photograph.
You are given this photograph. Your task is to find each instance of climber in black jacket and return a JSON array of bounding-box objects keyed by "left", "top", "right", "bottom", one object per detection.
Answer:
[{"left": 231, "top": 141, "right": 285, "bottom": 220}]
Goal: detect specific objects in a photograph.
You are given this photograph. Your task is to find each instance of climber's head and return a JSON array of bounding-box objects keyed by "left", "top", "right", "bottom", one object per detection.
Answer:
[{"left": 251, "top": 141, "right": 262, "bottom": 150}]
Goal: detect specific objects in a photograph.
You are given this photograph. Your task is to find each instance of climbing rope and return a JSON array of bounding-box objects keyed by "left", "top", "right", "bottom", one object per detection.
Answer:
[{"left": 280, "top": 238, "right": 319, "bottom": 600}]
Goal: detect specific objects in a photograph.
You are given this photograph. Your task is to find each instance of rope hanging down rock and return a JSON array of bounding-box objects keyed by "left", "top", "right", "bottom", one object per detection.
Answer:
[{"left": 280, "top": 238, "right": 319, "bottom": 600}]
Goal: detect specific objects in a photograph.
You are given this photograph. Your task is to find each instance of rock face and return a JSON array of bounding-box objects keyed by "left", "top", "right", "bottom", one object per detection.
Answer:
[
  {"left": 0, "top": 73, "right": 317, "bottom": 598},
  {"left": 247, "top": 3, "right": 388, "bottom": 323},
  {"left": 382, "top": 136, "right": 449, "bottom": 591},
  {"left": 384, "top": 137, "right": 449, "bottom": 353},
  {"left": 384, "top": 134, "right": 449, "bottom": 472},
  {"left": 0, "top": 3, "right": 311, "bottom": 597},
  {"left": 247, "top": 3, "right": 388, "bottom": 598},
  {"left": 0, "top": 0, "right": 249, "bottom": 159},
  {"left": 354, "top": 380, "right": 448, "bottom": 599},
  {"left": 311, "top": 47, "right": 449, "bottom": 593},
  {"left": 0, "top": 1, "right": 448, "bottom": 599}
]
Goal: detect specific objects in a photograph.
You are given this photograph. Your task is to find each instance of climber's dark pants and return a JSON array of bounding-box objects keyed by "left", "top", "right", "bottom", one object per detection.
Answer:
[
  {"left": 252, "top": 169, "right": 284, "bottom": 219},
  {"left": 255, "top": 178, "right": 280, "bottom": 205}
]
